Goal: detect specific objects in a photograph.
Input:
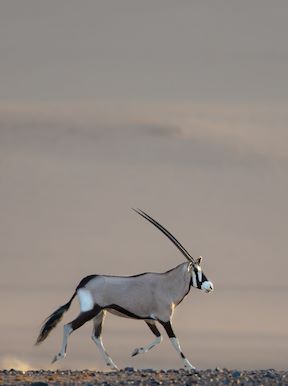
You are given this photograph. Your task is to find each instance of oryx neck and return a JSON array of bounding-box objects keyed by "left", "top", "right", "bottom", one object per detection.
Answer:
[{"left": 163, "top": 262, "right": 191, "bottom": 306}]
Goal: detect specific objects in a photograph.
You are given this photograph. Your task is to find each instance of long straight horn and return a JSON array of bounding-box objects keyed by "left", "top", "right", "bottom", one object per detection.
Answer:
[{"left": 133, "top": 208, "right": 195, "bottom": 263}]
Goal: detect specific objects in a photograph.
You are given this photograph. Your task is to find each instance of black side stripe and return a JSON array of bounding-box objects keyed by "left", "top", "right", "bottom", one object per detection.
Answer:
[{"left": 105, "top": 304, "right": 153, "bottom": 320}]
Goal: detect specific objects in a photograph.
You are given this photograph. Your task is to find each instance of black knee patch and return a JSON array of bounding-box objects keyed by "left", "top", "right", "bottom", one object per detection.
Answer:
[
  {"left": 159, "top": 321, "right": 176, "bottom": 338},
  {"left": 71, "top": 305, "right": 101, "bottom": 330},
  {"left": 94, "top": 321, "right": 103, "bottom": 338},
  {"left": 146, "top": 322, "right": 161, "bottom": 337}
]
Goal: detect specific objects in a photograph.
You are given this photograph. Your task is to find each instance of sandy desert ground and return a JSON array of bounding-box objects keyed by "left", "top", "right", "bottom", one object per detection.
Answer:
[{"left": 1, "top": 368, "right": 288, "bottom": 386}]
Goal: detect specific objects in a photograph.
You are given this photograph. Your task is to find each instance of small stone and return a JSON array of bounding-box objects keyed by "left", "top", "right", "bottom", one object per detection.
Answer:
[
  {"left": 232, "top": 370, "right": 241, "bottom": 378},
  {"left": 124, "top": 367, "right": 135, "bottom": 372},
  {"left": 30, "top": 383, "right": 49, "bottom": 386},
  {"left": 265, "top": 370, "right": 276, "bottom": 378}
]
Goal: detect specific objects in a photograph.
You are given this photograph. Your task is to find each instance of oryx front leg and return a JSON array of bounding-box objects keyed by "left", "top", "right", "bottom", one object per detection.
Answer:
[
  {"left": 91, "top": 311, "right": 119, "bottom": 370},
  {"left": 131, "top": 321, "right": 162, "bottom": 357},
  {"left": 160, "top": 320, "right": 195, "bottom": 371}
]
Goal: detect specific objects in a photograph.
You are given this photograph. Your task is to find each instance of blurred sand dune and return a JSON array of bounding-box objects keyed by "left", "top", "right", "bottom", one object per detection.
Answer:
[
  {"left": 1, "top": 102, "right": 288, "bottom": 369},
  {"left": 1, "top": 0, "right": 288, "bottom": 370}
]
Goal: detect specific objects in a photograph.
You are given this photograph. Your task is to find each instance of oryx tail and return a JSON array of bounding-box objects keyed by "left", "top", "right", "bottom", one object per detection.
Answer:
[{"left": 35, "top": 292, "right": 76, "bottom": 345}]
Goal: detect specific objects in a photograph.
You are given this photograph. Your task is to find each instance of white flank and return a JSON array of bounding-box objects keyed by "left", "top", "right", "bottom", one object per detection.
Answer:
[{"left": 78, "top": 288, "right": 94, "bottom": 312}]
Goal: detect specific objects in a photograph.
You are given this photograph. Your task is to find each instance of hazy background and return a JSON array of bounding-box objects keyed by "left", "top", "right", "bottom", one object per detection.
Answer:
[{"left": 1, "top": 0, "right": 287, "bottom": 370}]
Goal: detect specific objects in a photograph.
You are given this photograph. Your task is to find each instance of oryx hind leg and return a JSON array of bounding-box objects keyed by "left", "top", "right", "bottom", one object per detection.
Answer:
[
  {"left": 91, "top": 310, "right": 119, "bottom": 370},
  {"left": 159, "top": 320, "right": 195, "bottom": 371},
  {"left": 52, "top": 306, "right": 101, "bottom": 364},
  {"left": 51, "top": 323, "right": 72, "bottom": 364},
  {"left": 131, "top": 320, "right": 162, "bottom": 357}
]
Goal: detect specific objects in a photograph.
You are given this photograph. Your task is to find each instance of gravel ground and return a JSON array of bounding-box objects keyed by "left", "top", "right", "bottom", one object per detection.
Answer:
[{"left": 0, "top": 368, "right": 287, "bottom": 386}]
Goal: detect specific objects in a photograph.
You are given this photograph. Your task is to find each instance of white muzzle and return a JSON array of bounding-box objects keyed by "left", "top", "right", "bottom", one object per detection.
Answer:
[{"left": 201, "top": 281, "right": 214, "bottom": 293}]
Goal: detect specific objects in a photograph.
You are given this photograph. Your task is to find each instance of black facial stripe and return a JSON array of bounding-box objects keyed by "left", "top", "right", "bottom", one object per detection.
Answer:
[
  {"left": 201, "top": 272, "right": 208, "bottom": 284},
  {"left": 191, "top": 268, "right": 207, "bottom": 289},
  {"left": 192, "top": 269, "right": 210, "bottom": 290},
  {"left": 194, "top": 268, "right": 201, "bottom": 288}
]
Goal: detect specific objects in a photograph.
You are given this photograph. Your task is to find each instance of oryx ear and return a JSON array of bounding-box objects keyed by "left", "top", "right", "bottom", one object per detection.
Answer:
[
  {"left": 188, "top": 262, "right": 193, "bottom": 271},
  {"left": 196, "top": 256, "right": 203, "bottom": 266}
]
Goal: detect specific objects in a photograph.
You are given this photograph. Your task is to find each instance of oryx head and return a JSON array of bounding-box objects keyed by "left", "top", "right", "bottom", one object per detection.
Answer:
[
  {"left": 188, "top": 256, "right": 213, "bottom": 293},
  {"left": 133, "top": 208, "right": 214, "bottom": 293}
]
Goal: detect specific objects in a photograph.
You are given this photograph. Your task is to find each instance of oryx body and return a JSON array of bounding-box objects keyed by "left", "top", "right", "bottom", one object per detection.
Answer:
[
  {"left": 36, "top": 209, "right": 214, "bottom": 370},
  {"left": 79, "top": 263, "right": 191, "bottom": 320}
]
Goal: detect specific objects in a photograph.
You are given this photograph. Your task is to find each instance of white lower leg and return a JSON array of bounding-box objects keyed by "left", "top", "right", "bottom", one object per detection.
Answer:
[
  {"left": 170, "top": 337, "right": 195, "bottom": 370},
  {"left": 52, "top": 324, "right": 72, "bottom": 364},
  {"left": 131, "top": 336, "right": 162, "bottom": 357},
  {"left": 92, "top": 336, "right": 119, "bottom": 370}
]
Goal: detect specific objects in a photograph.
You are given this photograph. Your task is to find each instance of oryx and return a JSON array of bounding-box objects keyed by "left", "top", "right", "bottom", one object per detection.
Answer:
[{"left": 36, "top": 209, "right": 214, "bottom": 370}]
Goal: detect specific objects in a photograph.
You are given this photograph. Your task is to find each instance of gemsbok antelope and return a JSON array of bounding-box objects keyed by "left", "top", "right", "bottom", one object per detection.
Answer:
[{"left": 36, "top": 209, "right": 214, "bottom": 370}]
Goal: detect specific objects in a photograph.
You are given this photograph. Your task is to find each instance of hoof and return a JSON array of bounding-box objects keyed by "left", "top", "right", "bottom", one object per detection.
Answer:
[
  {"left": 184, "top": 363, "right": 196, "bottom": 371},
  {"left": 51, "top": 353, "right": 65, "bottom": 364},
  {"left": 131, "top": 348, "right": 139, "bottom": 357},
  {"left": 51, "top": 355, "right": 58, "bottom": 364},
  {"left": 107, "top": 361, "right": 119, "bottom": 371}
]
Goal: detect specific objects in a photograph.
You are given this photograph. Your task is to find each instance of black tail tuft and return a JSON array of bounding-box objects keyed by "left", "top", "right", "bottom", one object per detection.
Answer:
[{"left": 35, "top": 292, "right": 76, "bottom": 345}]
